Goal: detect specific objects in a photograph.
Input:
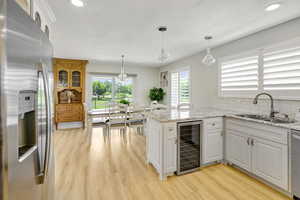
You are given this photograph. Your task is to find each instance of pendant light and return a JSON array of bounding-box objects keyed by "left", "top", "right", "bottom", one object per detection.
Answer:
[
  {"left": 118, "top": 55, "right": 127, "bottom": 83},
  {"left": 202, "top": 36, "right": 216, "bottom": 66},
  {"left": 158, "top": 26, "right": 170, "bottom": 63}
]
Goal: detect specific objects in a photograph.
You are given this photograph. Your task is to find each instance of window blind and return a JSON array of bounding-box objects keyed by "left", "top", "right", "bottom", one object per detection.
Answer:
[
  {"left": 171, "top": 70, "right": 190, "bottom": 107},
  {"left": 179, "top": 71, "right": 190, "bottom": 104},
  {"left": 171, "top": 72, "right": 179, "bottom": 107},
  {"left": 263, "top": 47, "right": 300, "bottom": 90},
  {"left": 220, "top": 56, "right": 259, "bottom": 92}
]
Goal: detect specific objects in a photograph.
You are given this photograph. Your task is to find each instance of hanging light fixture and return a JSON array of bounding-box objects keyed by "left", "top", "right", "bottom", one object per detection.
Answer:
[
  {"left": 202, "top": 36, "right": 216, "bottom": 66},
  {"left": 118, "top": 55, "right": 127, "bottom": 83},
  {"left": 158, "top": 26, "right": 170, "bottom": 63}
]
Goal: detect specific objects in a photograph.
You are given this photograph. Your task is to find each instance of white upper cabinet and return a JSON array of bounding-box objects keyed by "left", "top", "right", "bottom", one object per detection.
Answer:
[{"left": 32, "top": 0, "right": 56, "bottom": 40}]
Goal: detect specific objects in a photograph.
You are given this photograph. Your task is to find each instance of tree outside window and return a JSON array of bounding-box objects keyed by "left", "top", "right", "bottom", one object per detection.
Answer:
[{"left": 92, "top": 77, "right": 133, "bottom": 110}]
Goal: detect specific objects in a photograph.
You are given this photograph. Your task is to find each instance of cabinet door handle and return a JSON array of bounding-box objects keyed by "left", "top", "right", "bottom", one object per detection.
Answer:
[
  {"left": 247, "top": 138, "right": 250, "bottom": 145},
  {"left": 251, "top": 139, "right": 254, "bottom": 146},
  {"left": 168, "top": 128, "right": 174, "bottom": 131},
  {"left": 212, "top": 123, "right": 216, "bottom": 126}
]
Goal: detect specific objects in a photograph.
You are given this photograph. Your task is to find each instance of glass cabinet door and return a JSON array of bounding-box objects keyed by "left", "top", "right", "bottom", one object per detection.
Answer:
[
  {"left": 58, "top": 70, "right": 68, "bottom": 87},
  {"left": 72, "top": 71, "right": 81, "bottom": 87}
]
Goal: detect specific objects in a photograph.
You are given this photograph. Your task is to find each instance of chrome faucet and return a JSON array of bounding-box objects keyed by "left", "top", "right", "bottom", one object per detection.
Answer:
[{"left": 253, "top": 92, "right": 277, "bottom": 118}]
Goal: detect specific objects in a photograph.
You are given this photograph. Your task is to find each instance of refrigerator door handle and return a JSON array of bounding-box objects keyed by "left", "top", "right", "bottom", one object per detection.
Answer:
[{"left": 36, "top": 62, "right": 51, "bottom": 184}]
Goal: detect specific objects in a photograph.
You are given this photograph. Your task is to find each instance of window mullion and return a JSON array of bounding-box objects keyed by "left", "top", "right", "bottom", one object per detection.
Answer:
[
  {"left": 178, "top": 73, "right": 180, "bottom": 105},
  {"left": 258, "top": 49, "right": 264, "bottom": 93},
  {"left": 112, "top": 77, "right": 116, "bottom": 102}
]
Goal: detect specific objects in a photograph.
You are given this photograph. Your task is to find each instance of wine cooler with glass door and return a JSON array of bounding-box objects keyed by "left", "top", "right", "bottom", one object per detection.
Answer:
[{"left": 177, "top": 121, "right": 202, "bottom": 175}]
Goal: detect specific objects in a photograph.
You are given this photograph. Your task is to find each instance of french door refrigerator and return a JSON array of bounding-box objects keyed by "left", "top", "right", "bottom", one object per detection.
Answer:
[{"left": 0, "top": 1, "right": 55, "bottom": 199}]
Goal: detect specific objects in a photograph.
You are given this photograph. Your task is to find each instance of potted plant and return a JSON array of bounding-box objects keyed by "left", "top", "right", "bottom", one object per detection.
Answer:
[
  {"left": 149, "top": 87, "right": 165, "bottom": 102},
  {"left": 119, "top": 99, "right": 130, "bottom": 105}
]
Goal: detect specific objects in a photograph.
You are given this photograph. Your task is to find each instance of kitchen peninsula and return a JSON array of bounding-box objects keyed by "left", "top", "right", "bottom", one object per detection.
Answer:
[{"left": 146, "top": 108, "right": 231, "bottom": 180}]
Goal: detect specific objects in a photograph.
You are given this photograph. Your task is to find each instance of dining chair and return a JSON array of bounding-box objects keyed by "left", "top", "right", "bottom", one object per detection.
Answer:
[
  {"left": 127, "top": 108, "right": 147, "bottom": 135},
  {"left": 105, "top": 103, "right": 128, "bottom": 137}
]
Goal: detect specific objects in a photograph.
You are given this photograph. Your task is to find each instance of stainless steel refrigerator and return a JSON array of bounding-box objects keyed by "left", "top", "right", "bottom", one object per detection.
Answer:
[{"left": 0, "top": 0, "right": 55, "bottom": 199}]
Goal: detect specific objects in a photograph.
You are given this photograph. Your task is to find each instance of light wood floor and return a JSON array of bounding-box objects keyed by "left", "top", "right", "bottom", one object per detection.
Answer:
[{"left": 54, "top": 127, "right": 291, "bottom": 200}]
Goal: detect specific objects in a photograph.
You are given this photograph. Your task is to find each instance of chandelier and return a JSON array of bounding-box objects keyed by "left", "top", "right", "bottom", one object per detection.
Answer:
[{"left": 118, "top": 55, "right": 127, "bottom": 82}]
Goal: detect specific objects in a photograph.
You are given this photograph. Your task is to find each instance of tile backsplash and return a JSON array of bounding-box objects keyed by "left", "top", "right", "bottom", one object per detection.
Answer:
[{"left": 212, "top": 98, "right": 300, "bottom": 119}]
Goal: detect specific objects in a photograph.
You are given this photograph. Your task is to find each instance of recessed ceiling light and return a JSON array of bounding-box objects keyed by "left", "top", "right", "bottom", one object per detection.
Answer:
[
  {"left": 71, "top": 0, "right": 85, "bottom": 7},
  {"left": 265, "top": 3, "right": 281, "bottom": 11}
]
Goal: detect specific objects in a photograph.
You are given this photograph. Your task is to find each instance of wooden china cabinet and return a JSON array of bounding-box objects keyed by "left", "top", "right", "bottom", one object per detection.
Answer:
[{"left": 53, "top": 58, "right": 88, "bottom": 128}]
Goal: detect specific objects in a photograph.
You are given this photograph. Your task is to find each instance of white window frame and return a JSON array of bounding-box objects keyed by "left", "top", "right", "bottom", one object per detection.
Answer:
[
  {"left": 218, "top": 49, "right": 261, "bottom": 98},
  {"left": 169, "top": 66, "right": 191, "bottom": 108},
  {"left": 218, "top": 37, "right": 300, "bottom": 100},
  {"left": 89, "top": 73, "right": 136, "bottom": 111}
]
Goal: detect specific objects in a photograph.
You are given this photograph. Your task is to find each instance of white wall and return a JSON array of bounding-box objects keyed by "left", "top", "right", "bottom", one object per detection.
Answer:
[
  {"left": 160, "top": 52, "right": 214, "bottom": 107},
  {"left": 160, "top": 17, "right": 300, "bottom": 117},
  {"left": 86, "top": 61, "right": 159, "bottom": 110}
]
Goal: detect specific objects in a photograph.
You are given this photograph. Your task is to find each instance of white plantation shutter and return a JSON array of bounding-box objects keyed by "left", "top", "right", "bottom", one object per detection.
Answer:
[
  {"left": 179, "top": 71, "right": 190, "bottom": 103},
  {"left": 171, "top": 72, "right": 179, "bottom": 107},
  {"left": 220, "top": 56, "right": 259, "bottom": 95},
  {"left": 219, "top": 40, "right": 300, "bottom": 99},
  {"left": 171, "top": 70, "right": 190, "bottom": 107},
  {"left": 263, "top": 47, "right": 300, "bottom": 91}
]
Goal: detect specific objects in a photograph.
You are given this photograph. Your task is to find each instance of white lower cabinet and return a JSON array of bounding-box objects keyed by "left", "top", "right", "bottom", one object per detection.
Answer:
[
  {"left": 164, "top": 124, "right": 177, "bottom": 174},
  {"left": 147, "top": 118, "right": 177, "bottom": 180},
  {"left": 147, "top": 118, "right": 161, "bottom": 171},
  {"left": 252, "top": 137, "right": 288, "bottom": 189},
  {"left": 226, "top": 131, "right": 251, "bottom": 171},
  {"left": 202, "top": 118, "right": 223, "bottom": 164},
  {"left": 225, "top": 118, "right": 288, "bottom": 190}
]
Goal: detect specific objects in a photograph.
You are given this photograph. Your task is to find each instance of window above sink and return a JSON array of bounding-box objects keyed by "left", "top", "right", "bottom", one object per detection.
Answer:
[{"left": 219, "top": 38, "right": 300, "bottom": 100}]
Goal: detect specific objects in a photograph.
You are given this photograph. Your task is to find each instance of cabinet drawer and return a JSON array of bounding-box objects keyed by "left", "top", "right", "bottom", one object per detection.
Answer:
[
  {"left": 164, "top": 123, "right": 177, "bottom": 137},
  {"left": 56, "top": 104, "right": 83, "bottom": 122},
  {"left": 57, "top": 114, "right": 82, "bottom": 122},
  {"left": 203, "top": 117, "right": 223, "bottom": 130}
]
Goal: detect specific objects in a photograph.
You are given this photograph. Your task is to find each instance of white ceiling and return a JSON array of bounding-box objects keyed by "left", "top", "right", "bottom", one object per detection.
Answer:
[{"left": 49, "top": 0, "right": 300, "bottom": 67}]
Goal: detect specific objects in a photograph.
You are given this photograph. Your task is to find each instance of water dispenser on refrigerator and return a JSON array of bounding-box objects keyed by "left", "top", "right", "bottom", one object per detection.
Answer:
[{"left": 18, "top": 90, "right": 36, "bottom": 160}]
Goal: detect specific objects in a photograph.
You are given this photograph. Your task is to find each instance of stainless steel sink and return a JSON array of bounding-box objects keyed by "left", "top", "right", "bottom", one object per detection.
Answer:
[
  {"left": 267, "top": 118, "right": 296, "bottom": 124},
  {"left": 237, "top": 114, "right": 268, "bottom": 120},
  {"left": 236, "top": 114, "right": 296, "bottom": 124}
]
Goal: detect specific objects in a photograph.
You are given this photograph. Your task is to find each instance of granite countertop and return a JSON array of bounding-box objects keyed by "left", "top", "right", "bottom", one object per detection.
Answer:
[
  {"left": 149, "top": 107, "right": 300, "bottom": 130},
  {"left": 149, "top": 107, "right": 237, "bottom": 122},
  {"left": 227, "top": 114, "right": 300, "bottom": 129}
]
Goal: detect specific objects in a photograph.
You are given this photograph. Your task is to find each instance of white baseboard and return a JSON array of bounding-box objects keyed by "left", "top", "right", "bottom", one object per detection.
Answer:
[{"left": 57, "top": 122, "right": 83, "bottom": 129}]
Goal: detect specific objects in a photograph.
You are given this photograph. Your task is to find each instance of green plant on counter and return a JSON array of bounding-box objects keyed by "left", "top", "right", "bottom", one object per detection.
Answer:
[
  {"left": 119, "top": 99, "right": 130, "bottom": 105},
  {"left": 149, "top": 87, "right": 165, "bottom": 102}
]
